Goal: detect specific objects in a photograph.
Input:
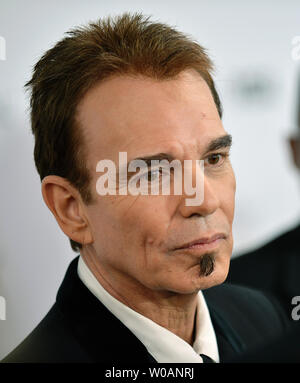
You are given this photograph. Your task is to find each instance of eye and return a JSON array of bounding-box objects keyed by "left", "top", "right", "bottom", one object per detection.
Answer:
[
  {"left": 205, "top": 153, "right": 228, "bottom": 167},
  {"left": 140, "top": 168, "right": 162, "bottom": 182}
]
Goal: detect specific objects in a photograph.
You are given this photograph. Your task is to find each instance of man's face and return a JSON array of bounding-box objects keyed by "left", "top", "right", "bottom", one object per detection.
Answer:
[{"left": 76, "top": 69, "right": 236, "bottom": 294}]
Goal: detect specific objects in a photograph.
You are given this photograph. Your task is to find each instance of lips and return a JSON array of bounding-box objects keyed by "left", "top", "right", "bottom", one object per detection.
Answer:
[{"left": 175, "top": 233, "right": 226, "bottom": 250}]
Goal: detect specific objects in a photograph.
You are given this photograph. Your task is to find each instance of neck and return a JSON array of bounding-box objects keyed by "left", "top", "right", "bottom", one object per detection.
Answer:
[{"left": 80, "top": 252, "right": 198, "bottom": 346}]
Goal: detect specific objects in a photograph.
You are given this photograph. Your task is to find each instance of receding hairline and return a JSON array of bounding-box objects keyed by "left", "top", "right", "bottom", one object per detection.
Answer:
[{"left": 73, "top": 68, "right": 220, "bottom": 171}]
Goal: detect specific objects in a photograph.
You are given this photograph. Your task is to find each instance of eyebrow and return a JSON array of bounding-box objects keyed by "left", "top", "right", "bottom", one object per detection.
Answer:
[
  {"left": 126, "top": 134, "right": 232, "bottom": 167},
  {"left": 206, "top": 134, "right": 232, "bottom": 153}
]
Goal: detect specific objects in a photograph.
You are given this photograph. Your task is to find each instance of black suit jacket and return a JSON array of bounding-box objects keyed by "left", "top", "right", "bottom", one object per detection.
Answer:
[
  {"left": 227, "top": 223, "right": 300, "bottom": 317},
  {"left": 1, "top": 256, "right": 289, "bottom": 363},
  {"left": 228, "top": 322, "right": 300, "bottom": 363}
]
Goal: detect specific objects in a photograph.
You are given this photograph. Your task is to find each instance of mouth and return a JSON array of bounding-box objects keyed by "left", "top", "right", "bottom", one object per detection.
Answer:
[{"left": 174, "top": 233, "right": 226, "bottom": 253}]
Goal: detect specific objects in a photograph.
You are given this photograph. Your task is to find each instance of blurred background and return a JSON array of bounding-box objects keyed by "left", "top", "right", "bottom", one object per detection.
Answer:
[{"left": 0, "top": 0, "right": 300, "bottom": 359}]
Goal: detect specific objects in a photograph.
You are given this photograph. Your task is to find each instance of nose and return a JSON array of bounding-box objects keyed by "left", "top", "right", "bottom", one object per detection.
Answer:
[{"left": 177, "top": 160, "right": 220, "bottom": 218}]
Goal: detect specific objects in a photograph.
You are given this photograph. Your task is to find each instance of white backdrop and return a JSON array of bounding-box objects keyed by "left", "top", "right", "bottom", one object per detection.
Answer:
[{"left": 1, "top": 0, "right": 300, "bottom": 359}]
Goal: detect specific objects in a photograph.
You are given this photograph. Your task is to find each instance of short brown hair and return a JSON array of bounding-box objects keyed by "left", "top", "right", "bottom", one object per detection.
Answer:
[{"left": 25, "top": 12, "right": 222, "bottom": 253}]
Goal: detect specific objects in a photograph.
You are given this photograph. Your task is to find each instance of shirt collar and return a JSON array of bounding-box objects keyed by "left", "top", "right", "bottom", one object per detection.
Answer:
[{"left": 77, "top": 255, "right": 219, "bottom": 363}]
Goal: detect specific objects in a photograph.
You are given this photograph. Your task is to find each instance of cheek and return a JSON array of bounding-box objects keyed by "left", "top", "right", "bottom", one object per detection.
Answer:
[
  {"left": 92, "top": 196, "right": 169, "bottom": 259},
  {"left": 119, "top": 195, "right": 171, "bottom": 234},
  {"left": 118, "top": 200, "right": 174, "bottom": 271},
  {"left": 220, "top": 171, "right": 236, "bottom": 223},
  {"left": 85, "top": 198, "right": 129, "bottom": 258}
]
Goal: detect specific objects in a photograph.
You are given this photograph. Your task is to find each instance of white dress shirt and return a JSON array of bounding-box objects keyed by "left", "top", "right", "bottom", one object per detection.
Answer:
[{"left": 77, "top": 256, "right": 220, "bottom": 363}]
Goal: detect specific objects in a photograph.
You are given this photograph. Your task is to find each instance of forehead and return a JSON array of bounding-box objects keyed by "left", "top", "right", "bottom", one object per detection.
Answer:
[{"left": 76, "top": 69, "right": 224, "bottom": 165}]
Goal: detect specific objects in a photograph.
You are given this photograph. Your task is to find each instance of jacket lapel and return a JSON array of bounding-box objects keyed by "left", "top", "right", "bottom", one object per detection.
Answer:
[{"left": 203, "top": 286, "right": 247, "bottom": 362}]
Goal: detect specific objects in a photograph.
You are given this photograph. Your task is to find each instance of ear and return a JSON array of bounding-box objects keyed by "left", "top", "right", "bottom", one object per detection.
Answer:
[
  {"left": 41, "top": 176, "right": 93, "bottom": 246},
  {"left": 289, "top": 137, "right": 300, "bottom": 169}
]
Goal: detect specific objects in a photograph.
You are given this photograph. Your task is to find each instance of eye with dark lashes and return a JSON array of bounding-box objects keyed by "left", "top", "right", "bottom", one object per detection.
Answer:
[{"left": 205, "top": 152, "right": 230, "bottom": 166}]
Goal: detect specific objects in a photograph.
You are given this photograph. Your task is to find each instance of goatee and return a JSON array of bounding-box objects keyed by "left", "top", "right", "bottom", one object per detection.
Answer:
[{"left": 199, "top": 253, "right": 215, "bottom": 276}]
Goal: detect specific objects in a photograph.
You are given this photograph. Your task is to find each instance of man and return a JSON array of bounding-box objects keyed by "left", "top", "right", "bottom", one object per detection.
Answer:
[
  {"left": 227, "top": 79, "right": 300, "bottom": 319},
  {"left": 1, "top": 12, "right": 289, "bottom": 363}
]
